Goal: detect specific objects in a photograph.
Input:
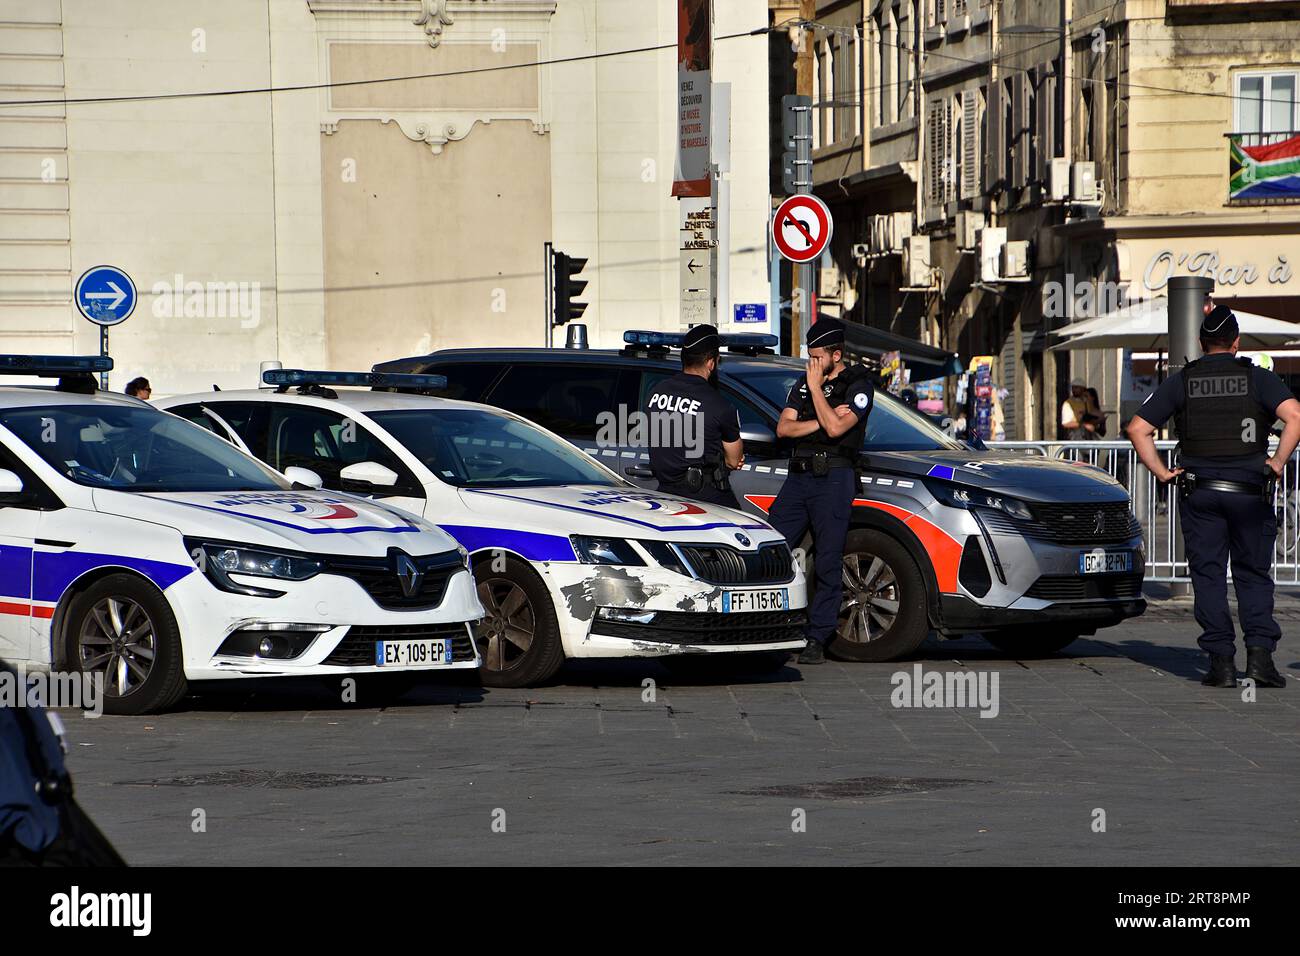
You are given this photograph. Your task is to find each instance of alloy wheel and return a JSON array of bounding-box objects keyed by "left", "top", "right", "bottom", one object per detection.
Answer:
[
  {"left": 838, "top": 552, "right": 900, "bottom": 644},
  {"left": 78, "top": 596, "right": 156, "bottom": 697},
  {"left": 474, "top": 578, "right": 536, "bottom": 672}
]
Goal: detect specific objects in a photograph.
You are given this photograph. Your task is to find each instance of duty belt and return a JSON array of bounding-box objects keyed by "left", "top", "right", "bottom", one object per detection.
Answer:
[
  {"left": 788, "top": 452, "right": 856, "bottom": 476},
  {"left": 1178, "top": 471, "right": 1274, "bottom": 504}
]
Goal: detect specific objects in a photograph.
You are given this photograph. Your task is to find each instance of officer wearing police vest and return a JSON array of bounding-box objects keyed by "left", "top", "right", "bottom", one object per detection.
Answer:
[
  {"left": 769, "top": 318, "right": 874, "bottom": 665},
  {"left": 645, "top": 324, "right": 744, "bottom": 508},
  {"left": 1126, "top": 306, "right": 1300, "bottom": 688}
]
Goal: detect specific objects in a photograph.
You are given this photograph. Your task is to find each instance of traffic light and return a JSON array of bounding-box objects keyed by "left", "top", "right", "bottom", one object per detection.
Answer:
[
  {"left": 780, "top": 94, "right": 812, "bottom": 195},
  {"left": 551, "top": 249, "right": 588, "bottom": 327}
]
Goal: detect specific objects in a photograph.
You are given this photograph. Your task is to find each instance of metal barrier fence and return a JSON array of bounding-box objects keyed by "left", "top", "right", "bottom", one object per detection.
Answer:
[{"left": 987, "top": 439, "right": 1300, "bottom": 584}]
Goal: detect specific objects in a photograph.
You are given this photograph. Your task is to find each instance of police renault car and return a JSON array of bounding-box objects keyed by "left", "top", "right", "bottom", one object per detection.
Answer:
[
  {"left": 158, "top": 370, "right": 809, "bottom": 687},
  {"left": 378, "top": 330, "right": 1148, "bottom": 662},
  {"left": 0, "top": 356, "right": 482, "bottom": 715}
]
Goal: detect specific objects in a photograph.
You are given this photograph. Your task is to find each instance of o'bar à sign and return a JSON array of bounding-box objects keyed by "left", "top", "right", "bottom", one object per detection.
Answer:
[{"left": 1120, "top": 235, "right": 1300, "bottom": 298}]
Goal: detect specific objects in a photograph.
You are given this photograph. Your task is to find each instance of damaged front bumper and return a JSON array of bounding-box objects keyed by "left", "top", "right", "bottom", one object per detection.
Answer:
[{"left": 541, "top": 561, "right": 809, "bottom": 658}]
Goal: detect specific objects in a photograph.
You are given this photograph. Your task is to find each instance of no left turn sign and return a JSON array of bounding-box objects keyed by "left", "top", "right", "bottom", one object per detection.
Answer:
[{"left": 772, "top": 194, "right": 833, "bottom": 264}]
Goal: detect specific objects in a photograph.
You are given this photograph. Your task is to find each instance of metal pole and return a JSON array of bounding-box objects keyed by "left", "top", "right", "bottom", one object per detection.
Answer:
[
  {"left": 99, "top": 326, "right": 108, "bottom": 390},
  {"left": 544, "top": 240, "right": 552, "bottom": 349},
  {"left": 1168, "top": 274, "right": 1212, "bottom": 373}
]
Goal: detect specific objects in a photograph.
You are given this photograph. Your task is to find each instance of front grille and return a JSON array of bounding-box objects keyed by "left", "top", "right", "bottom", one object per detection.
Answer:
[
  {"left": 324, "top": 623, "right": 476, "bottom": 666},
  {"left": 324, "top": 549, "right": 462, "bottom": 610},
  {"left": 676, "top": 542, "right": 795, "bottom": 585},
  {"left": 978, "top": 500, "right": 1140, "bottom": 544},
  {"left": 593, "top": 609, "right": 806, "bottom": 646},
  {"left": 1025, "top": 573, "right": 1145, "bottom": 601}
]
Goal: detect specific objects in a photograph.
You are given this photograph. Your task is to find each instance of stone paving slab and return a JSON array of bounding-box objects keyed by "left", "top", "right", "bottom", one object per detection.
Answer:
[{"left": 49, "top": 602, "right": 1300, "bottom": 866}]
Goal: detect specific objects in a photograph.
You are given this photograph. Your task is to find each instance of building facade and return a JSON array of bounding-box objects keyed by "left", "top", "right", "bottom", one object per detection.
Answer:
[
  {"left": 1, "top": 0, "right": 774, "bottom": 394},
  {"left": 787, "top": 0, "right": 1300, "bottom": 438}
]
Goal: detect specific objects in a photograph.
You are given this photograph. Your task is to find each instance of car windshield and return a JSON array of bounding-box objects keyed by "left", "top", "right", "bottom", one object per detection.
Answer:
[
  {"left": 0, "top": 404, "right": 290, "bottom": 493},
  {"left": 737, "top": 366, "right": 964, "bottom": 452},
  {"left": 370, "top": 407, "right": 624, "bottom": 489}
]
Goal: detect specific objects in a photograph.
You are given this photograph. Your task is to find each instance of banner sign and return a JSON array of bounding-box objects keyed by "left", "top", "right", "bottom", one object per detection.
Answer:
[{"left": 672, "top": 0, "right": 712, "bottom": 198}]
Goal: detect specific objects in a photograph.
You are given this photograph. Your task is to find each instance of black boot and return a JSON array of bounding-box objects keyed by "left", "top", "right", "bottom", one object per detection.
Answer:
[
  {"left": 1201, "top": 654, "right": 1238, "bottom": 688},
  {"left": 1245, "top": 647, "right": 1286, "bottom": 688},
  {"left": 797, "top": 639, "right": 825, "bottom": 665}
]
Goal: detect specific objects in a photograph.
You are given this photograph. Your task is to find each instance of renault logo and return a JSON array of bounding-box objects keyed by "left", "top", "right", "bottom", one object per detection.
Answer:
[{"left": 394, "top": 552, "right": 424, "bottom": 598}]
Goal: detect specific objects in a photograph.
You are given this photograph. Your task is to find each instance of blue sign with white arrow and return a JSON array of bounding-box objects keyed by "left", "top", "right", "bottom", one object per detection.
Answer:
[{"left": 75, "top": 265, "right": 136, "bottom": 327}]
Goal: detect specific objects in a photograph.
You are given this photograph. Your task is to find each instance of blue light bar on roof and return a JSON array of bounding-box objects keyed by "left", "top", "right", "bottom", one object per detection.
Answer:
[
  {"left": 622, "top": 330, "right": 778, "bottom": 348},
  {"left": 262, "top": 368, "right": 448, "bottom": 390},
  {"left": 0, "top": 354, "right": 113, "bottom": 375}
]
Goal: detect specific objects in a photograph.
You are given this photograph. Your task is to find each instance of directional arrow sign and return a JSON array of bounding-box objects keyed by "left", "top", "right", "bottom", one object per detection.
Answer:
[
  {"left": 687, "top": 258, "right": 702, "bottom": 274},
  {"left": 771, "top": 194, "right": 833, "bottom": 264},
  {"left": 75, "top": 265, "right": 136, "bottom": 327}
]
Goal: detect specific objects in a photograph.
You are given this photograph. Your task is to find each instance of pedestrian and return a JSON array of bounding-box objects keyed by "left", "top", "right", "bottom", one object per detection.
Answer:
[
  {"left": 1060, "top": 377, "right": 1098, "bottom": 440},
  {"left": 768, "top": 318, "right": 874, "bottom": 665},
  {"left": 645, "top": 323, "right": 744, "bottom": 508},
  {"left": 124, "top": 377, "right": 151, "bottom": 400},
  {"left": 1125, "top": 305, "right": 1300, "bottom": 688}
]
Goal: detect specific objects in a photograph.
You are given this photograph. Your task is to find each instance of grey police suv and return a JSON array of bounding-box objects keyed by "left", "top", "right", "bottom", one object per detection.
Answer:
[{"left": 376, "top": 331, "right": 1146, "bottom": 661}]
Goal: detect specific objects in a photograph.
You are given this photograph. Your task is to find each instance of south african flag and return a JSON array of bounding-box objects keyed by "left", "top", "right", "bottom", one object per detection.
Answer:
[{"left": 1230, "top": 133, "right": 1300, "bottom": 200}]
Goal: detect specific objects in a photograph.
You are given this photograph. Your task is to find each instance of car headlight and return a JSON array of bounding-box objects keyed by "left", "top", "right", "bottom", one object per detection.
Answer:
[
  {"left": 185, "top": 538, "right": 325, "bottom": 598},
  {"left": 638, "top": 540, "right": 691, "bottom": 576},
  {"left": 570, "top": 535, "right": 645, "bottom": 566},
  {"left": 924, "top": 481, "right": 1034, "bottom": 520}
]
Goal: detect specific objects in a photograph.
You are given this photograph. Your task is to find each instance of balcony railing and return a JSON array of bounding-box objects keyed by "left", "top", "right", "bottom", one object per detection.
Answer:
[{"left": 1228, "top": 130, "right": 1300, "bottom": 205}]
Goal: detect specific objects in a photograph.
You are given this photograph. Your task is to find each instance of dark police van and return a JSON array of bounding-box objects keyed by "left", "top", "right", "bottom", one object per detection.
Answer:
[{"left": 376, "top": 330, "right": 1146, "bottom": 661}]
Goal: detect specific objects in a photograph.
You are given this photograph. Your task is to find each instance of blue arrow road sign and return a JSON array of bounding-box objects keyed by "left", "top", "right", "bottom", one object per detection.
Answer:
[{"left": 75, "top": 265, "right": 136, "bottom": 326}]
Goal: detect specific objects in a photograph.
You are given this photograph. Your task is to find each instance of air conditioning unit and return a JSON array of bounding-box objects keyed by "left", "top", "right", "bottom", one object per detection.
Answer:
[
  {"left": 956, "top": 210, "right": 984, "bottom": 251},
  {"left": 889, "top": 211, "right": 914, "bottom": 253},
  {"left": 852, "top": 242, "right": 869, "bottom": 261},
  {"left": 1072, "top": 161, "right": 1098, "bottom": 202},
  {"left": 1049, "top": 157, "right": 1071, "bottom": 202},
  {"left": 869, "top": 215, "right": 887, "bottom": 255},
  {"left": 978, "top": 226, "right": 1006, "bottom": 282},
  {"left": 1001, "top": 240, "right": 1030, "bottom": 279},
  {"left": 902, "top": 235, "right": 932, "bottom": 287}
]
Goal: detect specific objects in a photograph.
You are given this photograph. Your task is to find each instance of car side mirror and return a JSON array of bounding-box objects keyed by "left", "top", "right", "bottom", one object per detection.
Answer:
[
  {"left": 624, "top": 464, "right": 654, "bottom": 480},
  {"left": 740, "top": 425, "right": 777, "bottom": 446},
  {"left": 0, "top": 468, "right": 25, "bottom": 498},
  {"left": 283, "top": 466, "right": 324, "bottom": 490},
  {"left": 339, "top": 461, "right": 399, "bottom": 488}
]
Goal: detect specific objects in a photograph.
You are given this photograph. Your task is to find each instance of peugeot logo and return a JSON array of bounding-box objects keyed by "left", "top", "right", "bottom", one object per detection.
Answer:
[
  {"left": 394, "top": 552, "right": 424, "bottom": 598},
  {"left": 1093, "top": 512, "right": 1105, "bottom": 535},
  {"left": 734, "top": 533, "right": 751, "bottom": 547}
]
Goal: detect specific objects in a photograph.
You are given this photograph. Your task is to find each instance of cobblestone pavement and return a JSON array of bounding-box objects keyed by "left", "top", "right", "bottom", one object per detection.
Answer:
[{"left": 54, "top": 598, "right": 1300, "bottom": 866}]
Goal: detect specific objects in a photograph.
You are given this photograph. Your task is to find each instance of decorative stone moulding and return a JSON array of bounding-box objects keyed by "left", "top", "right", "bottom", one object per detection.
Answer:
[{"left": 308, "top": 0, "right": 556, "bottom": 153}]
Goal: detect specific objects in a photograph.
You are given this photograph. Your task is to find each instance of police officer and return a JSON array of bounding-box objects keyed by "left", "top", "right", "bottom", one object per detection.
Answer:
[
  {"left": 1126, "top": 306, "right": 1300, "bottom": 688},
  {"left": 769, "top": 318, "right": 874, "bottom": 665},
  {"left": 646, "top": 324, "right": 744, "bottom": 508}
]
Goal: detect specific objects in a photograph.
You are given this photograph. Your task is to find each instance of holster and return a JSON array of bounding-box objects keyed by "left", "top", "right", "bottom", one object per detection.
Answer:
[
  {"left": 810, "top": 451, "right": 830, "bottom": 477},
  {"left": 683, "top": 466, "right": 705, "bottom": 493},
  {"left": 1177, "top": 472, "right": 1196, "bottom": 501}
]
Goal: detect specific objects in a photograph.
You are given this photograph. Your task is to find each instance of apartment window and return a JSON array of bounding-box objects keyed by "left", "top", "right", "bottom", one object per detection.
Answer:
[
  {"left": 896, "top": 2, "right": 910, "bottom": 119},
  {"left": 1236, "top": 71, "right": 1299, "bottom": 137},
  {"left": 878, "top": 12, "right": 892, "bottom": 126}
]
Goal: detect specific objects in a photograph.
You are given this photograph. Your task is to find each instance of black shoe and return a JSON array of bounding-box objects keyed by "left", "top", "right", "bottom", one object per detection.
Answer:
[
  {"left": 1245, "top": 647, "right": 1286, "bottom": 688},
  {"left": 1201, "top": 654, "right": 1238, "bottom": 688},
  {"left": 797, "top": 640, "right": 825, "bottom": 665}
]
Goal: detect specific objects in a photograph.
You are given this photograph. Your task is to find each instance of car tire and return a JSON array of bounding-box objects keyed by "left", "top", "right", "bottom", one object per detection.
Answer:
[
  {"left": 829, "top": 529, "right": 929, "bottom": 662},
  {"left": 66, "top": 573, "right": 187, "bottom": 716},
  {"left": 984, "top": 629, "right": 1080, "bottom": 658},
  {"left": 472, "top": 555, "right": 565, "bottom": 688}
]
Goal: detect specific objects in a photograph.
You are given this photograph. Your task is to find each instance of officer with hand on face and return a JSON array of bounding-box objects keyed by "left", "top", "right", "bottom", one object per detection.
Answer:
[
  {"left": 646, "top": 324, "right": 744, "bottom": 508},
  {"left": 1126, "top": 305, "right": 1300, "bottom": 689},
  {"left": 769, "top": 318, "right": 874, "bottom": 665}
]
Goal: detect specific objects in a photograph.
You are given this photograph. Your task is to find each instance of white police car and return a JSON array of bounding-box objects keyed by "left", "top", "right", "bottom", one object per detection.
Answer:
[
  {"left": 0, "top": 356, "right": 483, "bottom": 715},
  {"left": 159, "top": 370, "right": 810, "bottom": 687}
]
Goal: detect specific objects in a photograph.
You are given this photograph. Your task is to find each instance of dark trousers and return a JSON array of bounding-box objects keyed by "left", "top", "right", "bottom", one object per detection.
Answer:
[
  {"left": 655, "top": 481, "right": 740, "bottom": 510},
  {"left": 767, "top": 467, "right": 856, "bottom": 645},
  {"left": 1179, "top": 488, "right": 1281, "bottom": 657}
]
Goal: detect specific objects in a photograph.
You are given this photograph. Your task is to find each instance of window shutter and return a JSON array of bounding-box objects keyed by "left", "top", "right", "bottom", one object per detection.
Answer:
[
  {"left": 961, "top": 88, "right": 979, "bottom": 200},
  {"left": 1011, "top": 73, "right": 1026, "bottom": 190},
  {"left": 986, "top": 79, "right": 1002, "bottom": 192},
  {"left": 1035, "top": 64, "right": 1050, "bottom": 186}
]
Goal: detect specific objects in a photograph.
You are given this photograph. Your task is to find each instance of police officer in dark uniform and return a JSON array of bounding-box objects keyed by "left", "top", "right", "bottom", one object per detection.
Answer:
[
  {"left": 645, "top": 324, "right": 744, "bottom": 508},
  {"left": 1126, "top": 306, "right": 1300, "bottom": 688},
  {"left": 769, "top": 318, "right": 874, "bottom": 665}
]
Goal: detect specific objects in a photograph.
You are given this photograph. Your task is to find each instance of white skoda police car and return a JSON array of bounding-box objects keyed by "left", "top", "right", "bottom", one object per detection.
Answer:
[
  {"left": 0, "top": 356, "right": 482, "bottom": 715},
  {"left": 159, "top": 370, "right": 810, "bottom": 687}
]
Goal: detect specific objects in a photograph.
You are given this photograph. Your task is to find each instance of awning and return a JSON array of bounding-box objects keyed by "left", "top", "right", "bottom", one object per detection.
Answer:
[{"left": 841, "top": 322, "right": 963, "bottom": 381}]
